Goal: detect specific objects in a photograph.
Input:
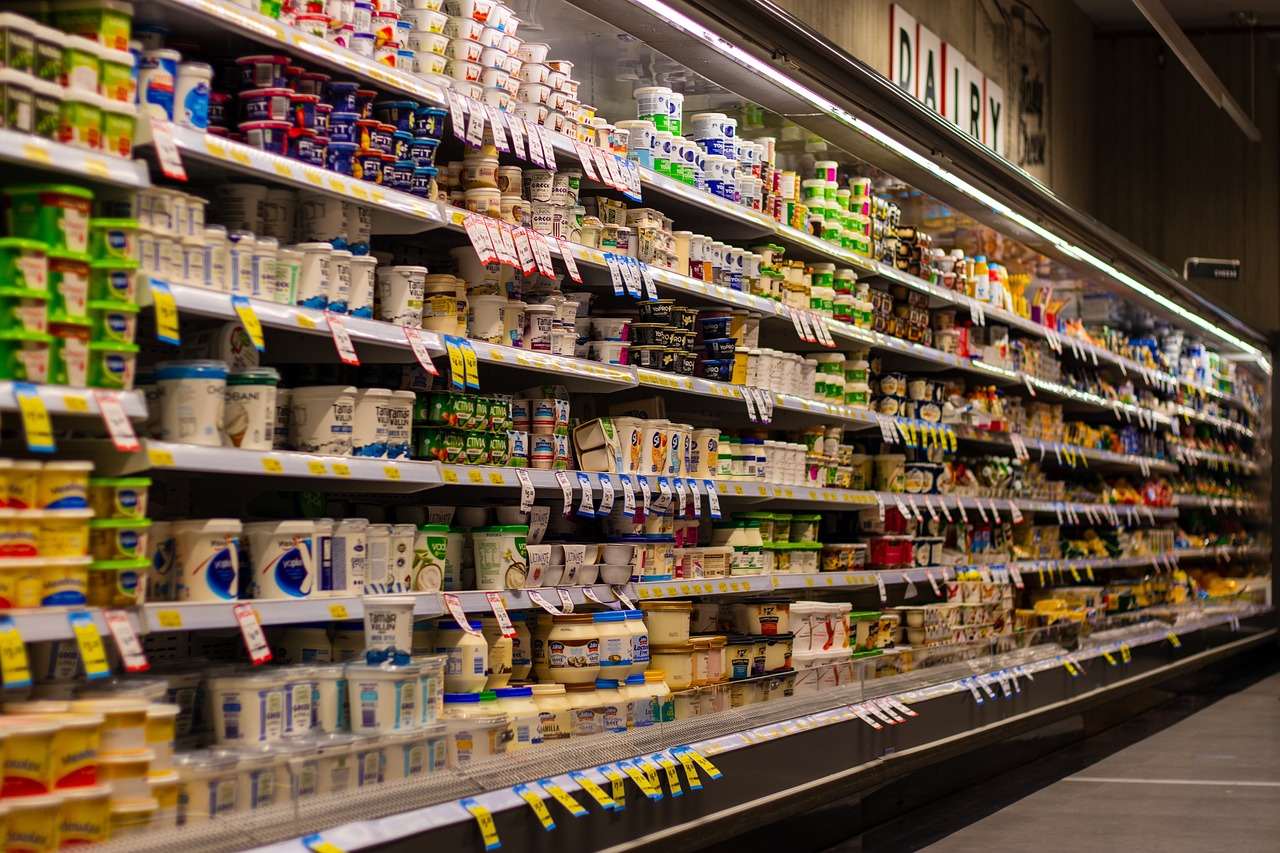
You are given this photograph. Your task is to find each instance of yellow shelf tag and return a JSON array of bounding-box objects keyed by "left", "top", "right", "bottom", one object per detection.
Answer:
[
  {"left": 1120, "top": 644, "right": 1132, "bottom": 663},
  {"left": 262, "top": 458, "right": 284, "bottom": 474},
  {"left": 514, "top": 784, "right": 555, "bottom": 831},
  {"left": 150, "top": 279, "right": 181, "bottom": 344},
  {"left": 384, "top": 466, "right": 402, "bottom": 480},
  {"left": 1102, "top": 650, "right": 1117, "bottom": 666},
  {"left": 301, "top": 834, "right": 346, "bottom": 853},
  {"left": 568, "top": 771, "right": 615, "bottom": 810},
  {"left": 599, "top": 766, "right": 625, "bottom": 811},
  {"left": 653, "top": 754, "right": 683, "bottom": 797},
  {"left": 539, "top": 779, "right": 587, "bottom": 817},
  {"left": 681, "top": 746, "right": 723, "bottom": 780},
  {"left": 231, "top": 295, "right": 265, "bottom": 351},
  {"left": 14, "top": 383, "right": 54, "bottom": 453},
  {"left": 155, "top": 610, "right": 183, "bottom": 628},
  {"left": 443, "top": 469, "right": 459, "bottom": 483},
  {"left": 148, "top": 448, "right": 175, "bottom": 467},
  {"left": 328, "top": 604, "right": 349, "bottom": 620},
  {"left": 62, "top": 395, "right": 90, "bottom": 412},
  {"left": 0, "top": 617, "right": 32, "bottom": 688},
  {"left": 307, "top": 461, "right": 327, "bottom": 476},
  {"left": 674, "top": 749, "right": 702, "bottom": 790},
  {"left": 331, "top": 463, "right": 351, "bottom": 477},
  {"left": 618, "top": 760, "right": 661, "bottom": 799},
  {"left": 69, "top": 612, "right": 111, "bottom": 679},
  {"left": 1166, "top": 632, "right": 1182, "bottom": 649},
  {"left": 460, "top": 798, "right": 500, "bottom": 850}
]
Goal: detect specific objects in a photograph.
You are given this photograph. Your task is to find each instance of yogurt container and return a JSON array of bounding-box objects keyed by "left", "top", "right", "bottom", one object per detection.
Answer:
[
  {"left": 289, "top": 385, "right": 356, "bottom": 456},
  {"left": 345, "top": 661, "right": 421, "bottom": 734},
  {"left": 245, "top": 520, "right": 315, "bottom": 599},
  {"left": 155, "top": 359, "right": 226, "bottom": 447},
  {"left": 172, "top": 518, "right": 240, "bottom": 601}
]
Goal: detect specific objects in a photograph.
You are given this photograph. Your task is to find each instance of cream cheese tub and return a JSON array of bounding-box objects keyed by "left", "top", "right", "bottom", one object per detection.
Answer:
[
  {"left": 57, "top": 782, "right": 111, "bottom": 845},
  {"left": 289, "top": 385, "right": 356, "bottom": 456},
  {"left": 640, "top": 600, "right": 692, "bottom": 644},
  {"left": 440, "top": 695, "right": 508, "bottom": 765},
  {"left": 471, "top": 524, "right": 528, "bottom": 589}
]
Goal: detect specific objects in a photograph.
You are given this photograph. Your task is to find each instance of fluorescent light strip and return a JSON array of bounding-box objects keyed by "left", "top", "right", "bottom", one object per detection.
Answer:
[{"left": 628, "top": 0, "right": 1266, "bottom": 362}]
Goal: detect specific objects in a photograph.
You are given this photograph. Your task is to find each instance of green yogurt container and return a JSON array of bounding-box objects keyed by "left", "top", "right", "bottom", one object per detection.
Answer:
[
  {"left": 98, "top": 47, "right": 133, "bottom": 103},
  {"left": 4, "top": 184, "right": 95, "bottom": 254},
  {"left": 48, "top": 249, "right": 92, "bottom": 323},
  {"left": 89, "top": 217, "right": 139, "bottom": 262},
  {"left": 63, "top": 35, "right": 101, "bottom": 91},
  {"left": 88, "top": 298, "right": 139, "bottom": 345},
  {"left": 59, "top": 89, "right": 102, "bottom": 150},
  {"left": 31, "top": 78, "right": 62, "bottom": 140},
  {"left": 86, "top": 339, "right": 138, "bottom": 389},
  {"left": 0, "top": 68, "right": 34, "bottom": 133},
  {"left": 52, "top": 0, "right": 135, "bottom": 53},
  {"left": 33, "top": 24, "right": 62, "bottom": 83},
  {"left": 0, "top": 286, "right": 49, "bottom": 335},
  {"left": 89, "top": 258, "right": 138, "bottom": 304},
  {"left": 100, "top": 98, "right": 134, "bottom": 157},
  {"left": 0, "top": 329, "right": 53, "bottom": 382},
  {"left": 0, "top": 238, "right": 47, "bottom": 292},
  {"left": 0, "top": 14, "right": 36, "bottom": 74},
  {"left": 49, "top": 320, "right": 92, "bottom": 387}
]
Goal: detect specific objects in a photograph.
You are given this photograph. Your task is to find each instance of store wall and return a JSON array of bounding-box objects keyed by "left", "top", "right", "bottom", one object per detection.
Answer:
[
  {"left": 1093, "top": 32, "right": 1280, "bottom": 333},
  {"left": 774, "top": 0, "right": 1097, "bottom": 209}
]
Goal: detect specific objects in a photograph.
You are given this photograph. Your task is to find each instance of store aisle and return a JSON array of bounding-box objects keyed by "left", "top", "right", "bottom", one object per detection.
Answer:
[{"left": 914, "top": 668, "right": 1280, "bottom": 853}]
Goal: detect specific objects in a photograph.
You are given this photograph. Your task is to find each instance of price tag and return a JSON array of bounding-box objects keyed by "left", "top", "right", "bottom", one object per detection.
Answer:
[
  {"left": 1166, "top": 631, "right": 1182, "bottom": 648},
  {"left": 460, "top": 798, "right": 501, "bottom": 851},
  {"left": 232, "top": 603, "right": 273, "bottom": 664},
  {"left": 687, "top": 479, "right": 702, "bottom": 518},
  {"left": 463, "top": 97, "right": 486, "bottom": 147},
  {"left": 621, "top": 257, "right": 643, "bottom": 299},
  {"left": 14, "top": 382, "right": 54, "bottom": 453},
  {"left": 673, "top": 477, "right": 687, "bottom": 517},
  {"left": 93, "top": 390, "right": 141, "bottom": 452},
  {"left": 988, "top": 499, "right": 1002, "bottom": 523},
  {"left": 443, "top": 593, "right": 482, "bottom": 633},
  {"left": 741, "top": 386, "right": 759, "bottom": 422},
  {"left": 925, "top": 569, "right": 940, "bottom": 595},
  {"left": 506, "top": 113, "right": 526, "bottom": 158},
  {"left": 922, "top": 495, "right": 940, "bottom": 522},
  {"left": 443, "top": 335, "right": 465, "bottom": 391},
  {"left": 485, "top": 592, "right": 517, "bottom": 638},
  {"left": 150, "top": 279, "right": 180, "bottom": 344},
  {"left": 639, "top": 262, "right": 659, "bottom": 301},
  {"left": 486, "top": 220, "right": 514, "bottom": 266},
  {"left": 618, "top": 474, "right": 637, "bottom": 517},
  {"left": 621, "top": 159, "right": 643, "bottom": 199},
  {"left": 636, "top": 475, "right": 651, "bottom": 520},
  {"left": 103, "top": 610, "right": 148, "bottom": 672},
  {"left": 460, "top": 339, "right": 479, "bottom": 390},
  {"left": 484, "top": 105, "right": 509, "bottom": 151},
  {"left": 654, "top": 476, "right": 673, "bottom": 513},
  {"left": 876, "top": 698, "right": 905, "bottom": 722},
  {"left": 573, "top": 141, "right": 601, "bottom": 180},
  {"left": 541, "top": 779, "right": 588, "bottom": 816},
  {"left": 975, "top": 499, "right": 989, "bottom": 523},
  {"left": 523, "top": 117, "right": 547, "bottom": 166},
  {"left": 652, "top": 754, "right": 683, "bottom": 797},
  {"left": 797, "top": 311, "right": 818, "bottom": 343},
  {"left": 301, "top": 834, "right": 346, "bottom": 853},
  {"left": 853, "top": 705, "right": 883, "bottom": 729},
  {"left": 874, "top": 572, "right": 887, "bottom": 603},
  {"left": 814, "top": 319, "right": 835, "bottom": 347},
  {"left": 886, "top": 697, "right": 918, "bottom": 718},
  {"left": 404, "top": 327, "right": 440, "bottom": 376},
  {"left": 554, "top": 470, "right": 574, "bottom": 516},
  {"left": 1010, "top": 567, "right": 1025, "bottom": 589},
  {"left": 514, "top": 783, "right": 556, "bottom": 830},
  {"left": 618, "top": 759, "right": 661, "bottom": 800},
  {"left": 463, "top": 214, "right": 498, "bottom": 263},
  {"left": 230, "top": 295, "right": 265, "bottom": 351},
  {"left": 444, "top": 89, "right": 467, "bottom": 140},
  {"left": 531, "top": 233, "right": 555, "bottom": 276},
  {"left": 673, "top": 750, "right": 702, "bottom": 790},
  {"left": 325, "top": 311, "right": 360, "bottom": 366},
  {"left": 536, "top": 126, "right": 558, "bottom": 170},
  {"left": 149, "top": 116, "right": 188, "bottom": 180},
  {"left": 874, "top": 493, "right": 886, "bottom": 524},
  {"left": 603, "top": 253, "right": 625, "bottom": 296},
  {"left": 787, "top": 306, "right": 807, "bottom": 339},
  {"left": 596, "top": 474, "right": 615, "bottom": 517},
  {"left": 876, "top": 413, "right": 898, "bottom": 444},
  {"left": 0, "top": 616, "right": 32, "bottom": 688},
  {"left": 704, "top": 480, "right": 722, "bottom": 518},
  {"left": 599, "top": 766, "right": 626, "bottom": 810},
  {"left": 557, "top": 240, "right": 582, "bottom": 282},
  {"left": 515, "top": 469, "right": 535, "bottom": 513},
  {"left": 568, "top": 770, "right": 616, "bottom": 810},
  {"left": 956, "top": 499, "right": 969, "bottom": 524},
  {"left": 575, "top": 471, "right": 595, "bottom": 516},
  {"left": 594, "top": 147, "right": 620, "bottom": 188},
  {"left": 511, "top": 228, "right": 537, "bottom": 275}
]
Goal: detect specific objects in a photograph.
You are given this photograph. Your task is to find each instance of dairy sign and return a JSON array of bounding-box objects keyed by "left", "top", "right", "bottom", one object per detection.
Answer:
[{"left": 889, "top": 4, "right": 1006, "bottom": 158}]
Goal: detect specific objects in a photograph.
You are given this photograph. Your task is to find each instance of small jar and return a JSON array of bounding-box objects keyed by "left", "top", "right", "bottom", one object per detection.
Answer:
[
  {"left": 564, "top": 683, "right": 602, "bottom": 737},
  {"left": 624, "top": 610, "right": 649, "bottom": 678},
  {"left": 639, "top": 600, "right": 692, "bottom": 644},
  {"left": 593, "top": 611, "right": 633, "bottom": 676},
  {"left": 649, "top": 643, "right": 696, "bottom": 690},
  {"left": 547, "top": 614, "right": 601, "bottom": 685},
  {"left": 530, "top": 683, "right": 572, "bottom": 741}
]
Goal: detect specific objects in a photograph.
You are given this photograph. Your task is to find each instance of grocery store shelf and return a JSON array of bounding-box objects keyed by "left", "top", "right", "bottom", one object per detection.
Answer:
[
  {"left": 1171, "top": 404, "right": 1256, "bottom": 438},
  {"left": 144, "top": 126, "right": 441, "bottom": 235},
  {"left": 950, "top": 425, "right": 1180, "bottom": 474},
  {"left": 1172, "top": 495, "right": 1268, "bottom": 513},
  {"left": 1175, "top": 545, "right": 1270, "bottom": 561},
  {"left": 0, "top": 383, "right": 147, "bottom": 420},
  {"left": 0, "top": 129, "right": 150, "bottom": 188},
  {"left": 150, "top": 0, "right": 448, "bottom": 109},
  {"left": 1173, "top": 446, "right": 1261, "bottom": 475}
]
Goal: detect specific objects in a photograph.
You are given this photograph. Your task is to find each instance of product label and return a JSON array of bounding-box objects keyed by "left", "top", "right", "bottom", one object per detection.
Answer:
[
  {"left": 549, "top": 638, "right": 599, "bottom": 670},
  {"left": 539, "top": 709, "right": 572, "bottom": 740},
  {"left": 600, "top": 634, "right": 631, "bottom": 669}
]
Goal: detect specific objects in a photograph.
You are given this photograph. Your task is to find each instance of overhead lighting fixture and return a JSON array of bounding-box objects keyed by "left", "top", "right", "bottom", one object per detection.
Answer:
[{"left": 628, "top": 0, "right": 1266, "bottom": 364}]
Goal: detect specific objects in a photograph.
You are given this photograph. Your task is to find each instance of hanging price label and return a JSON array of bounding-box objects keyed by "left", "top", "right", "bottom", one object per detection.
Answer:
[
  {"left": 621, "top": 258, "right": 643, "bottom": 298},
  {"left": 149, "top": 116, "right": 188, "bottom": 180},
  {"left": 443, "top": 594, "right": 482, "bottom": 633},
  {"left": 925, "top": 569, "right": 940, "bottom": 595},
  {"left": 604, "top": 253, "right": 625, "bottom": 296},
  {"left": 230, "top": 295, "right": 265, "bottom": 351},
  {"left": 506, "top": 112, "right": 526, "bottom": 158},
  {"left": 463, "top": 97, "right": 486, "bottom": 147},
  {"left": 516, "top": 469, "right": 535, "bottom": 514},
  {"left": 1009, "top": 567, "right": 1025, "bottom": 589},
  {"left": 639, "top": 262, "right": 659, "bottom": 301},
  {"left": 460, "top": 339, "right": 479, "bottom": 390},
  {"left": 541, "top": 779, "right": 588, "bottom": 816},
  {"left": 524, "top": 117, "right": 547, "bottom": 166},
  {"left": 485, "top": 592, "right": 517, "bottom": 638},
  {"left": 573, "top": 140, "right": 600, "bottom": 180},
  {"left": 620, "top": 474, "right": 636, "bottom": 517},
  {"left": 531, "top": 233, "right": 555, "bottom": 276},
  {"left": 103, "top": 609, "right": 148, "bottom": 672},
  {"left": 636, "top": 475, "right": 651, "bottom": 520},
  {"left": 325, "top": 311, "right": 360, "bottom": 365},
  {"left": 232, "top": 603, "right": 273, "bottom": 664},
  {"left": 652, "top": 754, "right": 683, "bottom": 796},
  {"left": 599, "top": 766, "right": 625, "bottom": 811},
  {"left": 654, "top": 476, "right": 673, "bottom": 513},
  {"left": 797, "top": 311, "right": 817, "bottom": 342},
  {"left": 445, "top": 89, "right": 467, "bottom": 140},
  {"left": 150, "top": 279, "right": 180, "bottom": 344},
  {"left": 443, "top": 336, "right": 465, "bottom": 391},
  {"left": 93, "top": 390, "right": 141, "bottom": 452},
  {"left": 874, "top": 572, "right": 887, "bottom": 603},
  {"left": 787, "top": 306, "right": 807, "bottom": 339},
  {"left": 537, "top": 126, "right": 558, "bottom": 170},
  {"left": 703, "top": 480, "right": 722, "bottom": 518},
  {"left": 0, "top": 616, "right": 32, "bottom": 688},
  {"left": 687, "top": 479, "right": 702, "bottom": 518},
  {"left": 557, "top": 240, "right": 582, "bottom": 282},
  {"left": 14, "top": 382, "right": 54, "bottom": 453},
  {"left": 463, "top": 214, "right": 498, "bottom": 262},
  {"left": 568, "top": 770, "right": 616, "bottom": 810},
  {"left": 597, "top": 474, "right": 615, "bottom": 516},
  {"left": 486, "top": 220, "right": 515, "bottom": 266},
  {"left": 460, "top": 798, "right": 501, "bottom": 851},
  {"left": 484, "top": 105, "right": 509, "bottom": 151},
  {"left": 673, "top": 477, "right": 687, "bottom": 517},
  {"left": 511, "top": 228, "right": 537, "bottom": 275},
  {"left": 404, "top": 327, "right": 440, "bottom": 376},
  {"left": 514, "top": 783, "right": 556, "bottom": 830},
  {"left": 575, "top": 472, "right": 595, "bottom": 516}
]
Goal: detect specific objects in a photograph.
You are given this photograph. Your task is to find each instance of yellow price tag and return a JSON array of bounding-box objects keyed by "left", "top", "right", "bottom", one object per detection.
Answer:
[
  {"left": 683, "top": 747, "right": 723, "bottom": 779},
  {"left": 63, "top": 395, "right": 90, "bottom": 412},
  {"left": 232, "top": 296, "right": 266, "bottom": 351},
  {"left": 384, "top": 467, "right": 402, "bottom": 480},
  {"left": 619, "top": 761, "right": 660, "bottom": 798},
  {"left": 655, "top": 755, "right": 683, "bottom": 796},
  {"left": 70, "top": 612, "right": 110, "bottom": 678},
  {"left": 718, "top": 582, "right": 728, "bottom": 592},
  {"left": 331, "top": 463, "right": 351, "bottom": 477},
  {"left": 262, "top": 458, "right": 284, "bottom": 474},
  {"left": 15, "top": 384, "right": 54, "bottom": 452},
  {"left": 666, "top": 586, "right": 678, "bottom": 597},
  {"left": 638, "top": 588, "right": 651, "bottom": 599},
  {"left": 599, "top": 767, "right": 625, "bottom": 811},
  {"left": 1063, "top": 660, "right": 1079, "bottom": 677},
  {"left": 22, "top": 142, "right": 52, "bottom": 164},
  {"left": 488, "top": 472, "right": 505, "bottom": 485},
  {"left": 229, "top": 146, "right": 252, "bottom": 166},
  {"left": 1102, "top": 650, "right": 1117, "bottom": 665},
  {"left": 805, "top": 578, "right": 815, "bottom": 587},
  {"left": 444, "top": 339, "right": 465, "bottom": 389},
  {"left": 0, "top": 618, "right": 32, "bottom": 688},
  {"left": 733, "top": 485, "right": 744, "bottom": 495},
  {"left": 468, "top": 470, "right": 484, "bottom": 484},
  {"left": 307, "top": 461, "right": 327, "bottom": 476},
  {"left": 328, "top": 604, "right": 349, "bottom": 619},
  {"left": 680, "top": 585, "right": 691, "bottom": 595},
  {"left": 1070, "top": 566, "right": 1081, "bottom": 582},
  {"left": 461, "top": 341, "right": 480, "bottom": 389},
  {"left": 148, "top": 448, "right": 175, "bottom": 467},
  {"left": 514, "top": 785, "right": 556, "bottom": 830},
  {"left": 1086, "top": 565, "right": 1095, "bottom": 581},
  {"left": 295, "top": 313, "right": 317, "bottom": 329},
  {"left": 1166, "top": 631, "right": 1182, "bottom": 648},
  {"left": 569, "top": 771, "right": 615, "bottom": 810},
  {"left": 730, "top": 582, "right": 741, "bottom": 591},
  {"left": 540, "top": 780, "right": 588, "bottom": 816},
  {"left": 443, "top": 469, "right": 459, "bottom": 483},
  {"left": 675, "top": 750, "right": 702, "bottom": 790},
  {"left": 154, "top": 610, "right": 184, "bottom": 629},
  {"left": 1120, "top": 644, "right": 1131, "bottom": 662},
  {"left": 460, "top": 799, "right": 500, "bottom": 851}
]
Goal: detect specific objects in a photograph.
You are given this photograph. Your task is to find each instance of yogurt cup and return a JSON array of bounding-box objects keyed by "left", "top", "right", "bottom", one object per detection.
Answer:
[
  {"left": 363, "top": 594, "right": 416, "bottom": 651},
  {"left": 288, "top": 385, "right": 356, "bottom": 456},
  {"left": 224, "top": 367, "right": 279, "bottom": 451},
  {"left": 346, "top": 662, "right": 421, "bottom": 734},
  {"left": 155, "top": 359, "right": 226, "bottom": 447},
  {"left": 208, "top": 673, "right": 286, "bottom": 745},
  {"left": 244, "top": 520, "right": 315, "bottom": 599},
  {"left": 172, "top": 518, "right": 241, "bottom": 602}
]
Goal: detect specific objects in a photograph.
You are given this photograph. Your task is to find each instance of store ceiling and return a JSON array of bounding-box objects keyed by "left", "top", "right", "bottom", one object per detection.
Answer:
[{"left": 1075, "top": 0, "right": 1280, "bottom": 31}]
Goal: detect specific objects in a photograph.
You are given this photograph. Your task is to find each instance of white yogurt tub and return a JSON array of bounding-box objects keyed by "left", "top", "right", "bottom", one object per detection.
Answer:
[
  {"left": 155, "top": 359, "right": 226, "bottom": 447},
  {"left": 173, "top": 751, "right": 239, "bottom": 824},
  {"left": 288, "top": 385, "right": 356, "bottom": 456},
  {"left": 352, "top": 387, "right": 393, "bottom": 458},
  {"left": 363, "top": 594, "right": 416, "bottom": 651},
  {"left": 207, "top": 673, "right": 287, "bottom": 745},
  {"left": 311, "top": 664, "right": 349, "bottom": 733},
  {"left": 380, "top": 727, "right": 437, "bottom": 780},
  {"left": 172, "top": 518, "right": 241, "bottom": 601},
  {"left": 376, "top": 265, "right": 427, "bottom": 326},
  {"left": 244, "top": 520, "right": 316, "bottom": 599},
  {"left": 345, "top": 661, "right": 421, "bottom": 735},
  {"left": 311, "top": 733, "right": 358, "bottom": 795}
]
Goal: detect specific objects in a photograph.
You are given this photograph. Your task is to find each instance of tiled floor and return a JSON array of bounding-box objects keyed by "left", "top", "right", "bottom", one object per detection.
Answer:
[{"left": 865, "top": 665, "right": 1280, "bottom": 853}]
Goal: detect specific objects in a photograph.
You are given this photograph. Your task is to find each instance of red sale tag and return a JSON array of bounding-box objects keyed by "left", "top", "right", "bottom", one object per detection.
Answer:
[
  {"left": 103, "top": 610, "right": 148, "bottom": 672},
  {"left": 149, "top": 117, "right": 187, "bottom": 181},
  {"left": 233, "top": 603, "right": 273, "bottom": 664},
  {"left": 443, "top": 594, "right": 482, "bottom": 634},
  {"left": 557, "top": 240, "right": 582, "bottom": 282},
  {"left": 404, "top": 327, "right": 440, "bottom": 376},
  {"left": 93, "top": 390, "right": 140, "bottom": 451},
  {"left": 326, "top": 312, "right": 360, "bottom": 365},
  {"left": 574, "top": 140, "right": 601, "bottom": 181},
  {"left": 485, "top": 592, "right": 518, "bottom": 638}
]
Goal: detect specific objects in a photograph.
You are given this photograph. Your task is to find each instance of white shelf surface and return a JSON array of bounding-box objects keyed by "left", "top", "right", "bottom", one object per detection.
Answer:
[
  {"left": 1172, "top": 496, "right": 1268, "bottom": 512},
  {"left": 0, "top": 383, "right": 147, "bottom": 420},
  {"left": 0, "top": 129, "right": 150, "bottom": 188},
  {"left": 1174, "top": 545, "right": 1269, "bottom": 561}
]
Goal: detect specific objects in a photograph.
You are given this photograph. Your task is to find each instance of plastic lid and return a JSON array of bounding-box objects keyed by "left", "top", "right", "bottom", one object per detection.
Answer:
[
  {"left": 644, "top": 671, "right": 667, "bottom": 682},
  {"left": 437, "top": 619, "right": 483, "bottom": 631},
  {"left": 88, "top": 477, "right": 151, "bottom": 487},
  {"left": 624, "top": 674, "right": 647, "bottom": 685},
  {"left": 443, "top": 693, "right": 480, "bottom": 703},
  {"left": 2, "top": 184, "right": 95, "bottom": 200},
  {"left": 623, "top": 610, "right": 643, "bottom": 619},
  {"left": 493, "top": 686, "right": 532, "bottom": 699},
  {"left": 478, "top": 690, "right": 498, "bottom": 702},
  {"left": 594, "top": 678, "right": 620, "bottom": 689},
  {"left": 416, "top": 524, "right": 450, "bottom": 533},
  {"left": 530, "top": 683, "right": 565, "bottom": 695}
]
